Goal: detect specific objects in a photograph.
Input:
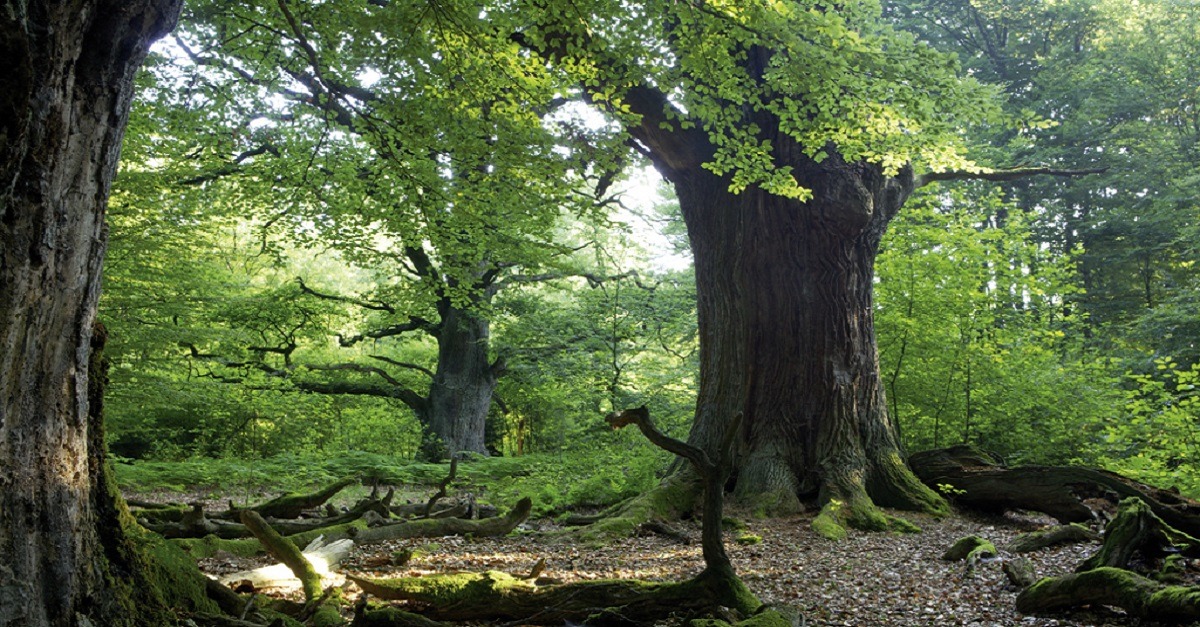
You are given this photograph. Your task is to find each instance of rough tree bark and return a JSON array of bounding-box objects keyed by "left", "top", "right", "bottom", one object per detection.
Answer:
[
  {"left": 673, "top": 153, "right": 945, "bottom": 532},
  {"left": 0, "top": 2, "right": 182, "bottom": 625},
  {"left": 522, "top": 23, "right": 948, "bottom": 539},
  {"left": 424, "top": 304, "right": 499, "bottom": 457}
]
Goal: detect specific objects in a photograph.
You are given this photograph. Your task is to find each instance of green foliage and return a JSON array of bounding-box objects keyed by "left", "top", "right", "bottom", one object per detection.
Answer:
[
  {"left": 876, "top": 184, "right": 1120, "bottom": 464},
  {"left": 1093, "top": 358, "right": 1200, "bottom": 497}
]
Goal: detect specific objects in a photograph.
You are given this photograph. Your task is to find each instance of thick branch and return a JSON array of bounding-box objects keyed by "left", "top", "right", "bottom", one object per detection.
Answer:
[
  {"left": 368, "top": 354, "right": 435, "bottom": 378},
  {"left": 297, "top": 277, "right": 394, "bottom": 313},
  {"left": 512, "top": 25, "right": 707, "bottom": 177},
  {"left": 916, "top": 166, "right": 1108, "bottom": 187},
  {"left": 239, "top": 510, "right": 322, "bottom": 602},
  {"left": 294, "top": 377, "right": 428, "bottom": 416}
]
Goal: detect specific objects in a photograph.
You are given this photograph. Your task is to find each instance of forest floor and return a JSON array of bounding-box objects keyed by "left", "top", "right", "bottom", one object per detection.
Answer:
[{"left": 129, "top": 482, "right": 1185, "bottom": 627}]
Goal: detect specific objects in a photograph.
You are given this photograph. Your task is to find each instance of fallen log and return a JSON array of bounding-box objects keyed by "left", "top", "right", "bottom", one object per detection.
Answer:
[
  {"left": 1014, "top": 497, "right": 1200, "bottom": 620},
  {"left": 175, "top": 497, "right": 534, "bottom": 559},
  {"left": 1006, "top": 524, "right": 1099, "bottom": 554},
  {"left": 1016, "top": 567, "right": 1200, "bottom": 621},
  {"left": 219, "top": 536, "right": 354, "bottom": 593},
  {"left": 240, "top": 510, "right": 324, "bottom": 601},
  {"left": 349, "top": 570, "right": 721, "bottom": 623},
  {"left": 1077, "top": 497, "right": 1200, "bottom": 573},
  {"left": 349, "top": 497, "right": 532, "bottom": 544},
  {"left": 237, "top": 476, "right": 359, "bottom": 520},
  {"left": 910, "top": 445, "right": 1200, "bottom": 537}
]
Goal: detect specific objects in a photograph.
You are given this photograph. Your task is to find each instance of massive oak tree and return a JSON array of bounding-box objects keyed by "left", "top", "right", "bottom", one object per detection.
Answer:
[
  {"left": 520, "top": 0, "right": 1007, "bottom": 533},
  {"left": 0, "top": 1, "right": 183, "bottom": 625}
]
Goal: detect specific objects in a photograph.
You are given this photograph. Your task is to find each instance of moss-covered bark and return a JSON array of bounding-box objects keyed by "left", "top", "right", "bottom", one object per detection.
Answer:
[
  {"left": 1079, "top": 497, "right": 1200, "bottom": 573},
  {"left": 1016, "top": 567, "right": 1200, "bottom": 621},
  {"left": 1006, "top": 524, "right": 1098, "bottom": 554},
  {"left": 350, "top": 569, "right": 761, "bottom": 624}
]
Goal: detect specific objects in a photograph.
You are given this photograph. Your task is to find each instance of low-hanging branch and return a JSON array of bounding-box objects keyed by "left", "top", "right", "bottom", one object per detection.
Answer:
[{"left": 915, "top": 165, "right": 1108, "bottom": 187}]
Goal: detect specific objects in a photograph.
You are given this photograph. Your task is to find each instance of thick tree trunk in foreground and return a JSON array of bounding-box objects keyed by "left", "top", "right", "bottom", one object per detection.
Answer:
[
  {"left": 425, "top": 305, "right": 497, "bottom": 457},
  {"left": 672, "top": 152, "right": 946, "bottom": 530},
  {"left": 0, "top": 2, "right": 180, "bottom": 625}
]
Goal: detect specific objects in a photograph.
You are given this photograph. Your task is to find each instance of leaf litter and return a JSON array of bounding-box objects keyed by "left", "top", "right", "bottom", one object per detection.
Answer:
[{"left": 194, "top": 504, "right": 1180, "bottom": 626}]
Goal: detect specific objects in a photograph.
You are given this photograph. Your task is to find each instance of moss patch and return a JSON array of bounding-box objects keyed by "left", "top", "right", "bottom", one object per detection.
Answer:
[
  {"left": 813, "top": 496, "right": 921, "bottom": 541},
  {"left": 565, "top": 472, "right": 701, "bottom": 545}
]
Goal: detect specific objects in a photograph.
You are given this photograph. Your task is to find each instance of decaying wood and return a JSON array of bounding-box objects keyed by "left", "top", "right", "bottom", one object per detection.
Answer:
[
  {"left": 1006, "top": 524, "right": 1099, "bottom": 554},
  {"left": 1015, "top": 498, "right": 1200, "bottom": 620},
  {"left": 350, "top": 497, "right": 533, "bottom": 544},
  {"left": 911, "top": 445, "right": 1200, "bottom": 537},
  {"left": 347, "top": 408, "right": 786, "bottom": 626},
  {"left": 219, "top": 536, "right": 354, "bottom": 593},
  {"left": 239, "top": 510, "right": 324, "bottom": 601},
  {"left": 348, "top": 570, "right": 720, "bottom": 623},
  {"left": 1077, "top": 497, "right": 1200, "bottom": 572},
  {"left": 1016, "top": 567, "right": 1200, "bottom": 621},
  {"left": 424, "top": 457, "right": 458, "bottom": 517},
  {"left": 236, "top": 476, "right": 359, "bottom": 520}
]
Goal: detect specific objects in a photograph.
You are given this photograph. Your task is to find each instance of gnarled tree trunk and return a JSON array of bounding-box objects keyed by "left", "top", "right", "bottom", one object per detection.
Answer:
[
  {"left": 0, "top": 2, "right": 181, "bottom": 625},
  {"left": 426, "top": 304, "right": 498, "bottom": 457},
  {"left": 675, "top": 150, "right": 946, "bottom": 532}
]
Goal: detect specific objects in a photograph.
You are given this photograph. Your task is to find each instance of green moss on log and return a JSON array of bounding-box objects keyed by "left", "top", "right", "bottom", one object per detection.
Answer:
[
  {"left": 566, "top": 472, "right": 701, "bottom": 545},
  {"left": 1006, "top": 524, "right": 1098, "bottom": 553},
  {"left": 349, "top": 567, "right": 761, "bottom": 624},
  {"left": 1017, "top": 566, "right": 1200, "bottom": 621},
  {"left": 942, "top": 536, "right": 997, "bottom": 562}
]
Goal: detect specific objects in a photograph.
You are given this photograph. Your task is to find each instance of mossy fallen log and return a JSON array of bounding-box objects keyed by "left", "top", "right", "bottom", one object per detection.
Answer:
[
  {"left": 352, "top": 604, "right": 444, "bottom": 627},
  {"left": 175, "top": 498, "right": 532, "bottom": 559},
  {"left": 240, "top": 510, "right": 324, "bottom": 602},
  {"left": 1078, "top": 497, "right": 1200, "bottom": 573},
  {"left": 911, "top": 445, "right": 1200, "bottom": 537},
  {"left": 1006, "top": 524, "right": 1099, "bottom": 553},
  {"left": 349, "top": 497, "right": 531, "bottom": 543},
  {"left": 348, "top": 569, "right": 756, "bottom": 624},
  {"left": 1016, "top": 567, "right": 1200, "bottom": 621},
  {"left": 237, "top": 476, "right": 360, "bottom": 520}
]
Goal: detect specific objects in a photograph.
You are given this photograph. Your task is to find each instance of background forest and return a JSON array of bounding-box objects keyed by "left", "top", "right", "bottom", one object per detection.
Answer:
[{"left": 106, "top": 0, "right": 1200, "bottom": 508}]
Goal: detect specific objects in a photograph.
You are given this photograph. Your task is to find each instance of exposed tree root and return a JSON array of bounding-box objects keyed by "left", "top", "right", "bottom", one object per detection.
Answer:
[
  {"left": 1013, "top": 498, "right": 1200, "bottom": 621},
  {"left": 1007, "top": 524, "right": 1099, "bottom": 554},
  {"left": 1016, "top": 567, "right": 1200, "bottom": 621},
  {"left": 910, "top": 445, "right": 1200, "bottom": 536}
]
